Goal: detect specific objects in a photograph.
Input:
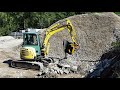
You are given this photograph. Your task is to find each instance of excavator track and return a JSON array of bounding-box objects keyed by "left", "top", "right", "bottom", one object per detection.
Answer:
[
  {"left": 11, "top": 60, "right": 42, "bottom": 70},
  {"left": 10, "top": 58, "right": 55, "bottom": 70}
]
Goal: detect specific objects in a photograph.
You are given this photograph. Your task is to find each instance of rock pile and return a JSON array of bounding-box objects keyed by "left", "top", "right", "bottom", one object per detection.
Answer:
[{"left": 40, "top": 12, "right": 120, "bottom": 77}]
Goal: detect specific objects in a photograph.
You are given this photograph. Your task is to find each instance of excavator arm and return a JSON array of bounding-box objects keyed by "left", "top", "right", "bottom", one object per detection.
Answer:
[{"left": 41, "top": 19, "right": 79, "bottom": 57}]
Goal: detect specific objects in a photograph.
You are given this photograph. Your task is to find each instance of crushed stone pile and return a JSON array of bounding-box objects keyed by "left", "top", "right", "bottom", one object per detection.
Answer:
[
  {"left": 40, "top": 12, "right": 120, "bottom": 77},
  {"left": 0, "top": 36, "right": 23, "bottom": 61},
  {"left": 0, "top": 36, "right": 23, "bottom": 49},
  {"left": 0, "top": 36, "right": 14, "bottom": 41}
]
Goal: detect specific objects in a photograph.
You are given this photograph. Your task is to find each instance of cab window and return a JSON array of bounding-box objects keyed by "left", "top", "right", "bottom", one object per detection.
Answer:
[{"left": 24, "top": 34, "right": 38, "bottom": 45}]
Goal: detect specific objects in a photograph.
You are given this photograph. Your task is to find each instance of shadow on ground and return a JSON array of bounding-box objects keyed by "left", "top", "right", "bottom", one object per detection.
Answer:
[
  {"left": 3, "top": 59, "right": 42, "bottom": 71},
  {"left": 3, "top": 59, "right": 25, "bottom": 67},
  {"left": 3, "top": 59, "right": 13, "bottom": 67},
  {"left": 86, "top": 48, "right": 120, "bottom": 78}
]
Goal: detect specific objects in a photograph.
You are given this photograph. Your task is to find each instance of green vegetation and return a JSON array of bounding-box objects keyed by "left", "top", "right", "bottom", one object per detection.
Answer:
[
  {"left": 0, "top": 12, "right": 84, "bottom": 36},
  {"left": 111, "top": 41, "right": 120, "bottom": 48},
  {"left": 114, "top": 12, "right": 120, "bottom": 16},
  {"left": 114, "top": 12, "right": 120, "bottom": 15}
]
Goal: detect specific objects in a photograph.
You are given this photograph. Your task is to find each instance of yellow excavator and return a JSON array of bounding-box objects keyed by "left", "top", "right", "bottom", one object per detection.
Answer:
[{"left": 10, "top": 19, "right": 79, "bottom": 70}]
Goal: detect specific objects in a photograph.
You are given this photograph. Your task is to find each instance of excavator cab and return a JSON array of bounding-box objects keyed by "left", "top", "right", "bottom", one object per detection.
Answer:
[{"left": 20, "top": 32, "right": 41, "bottom": 60}]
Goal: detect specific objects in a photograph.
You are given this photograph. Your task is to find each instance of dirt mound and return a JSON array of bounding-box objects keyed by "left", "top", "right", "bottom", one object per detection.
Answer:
[
  {"left": 0, "top": 36, "right": 14, "bottom": 41},
  {"left": 0, "top": 36, "right": 22, "bottom": 60},
  {"left": 41, "top": 12, "right": 120, "bottom": 77}
]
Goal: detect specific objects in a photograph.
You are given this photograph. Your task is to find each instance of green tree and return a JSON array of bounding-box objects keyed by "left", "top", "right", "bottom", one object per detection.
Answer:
[{"left": 0, "top": 12, "right": 86, "bottom": 36}]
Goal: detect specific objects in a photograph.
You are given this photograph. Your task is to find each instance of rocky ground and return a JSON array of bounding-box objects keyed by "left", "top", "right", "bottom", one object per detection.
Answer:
[{"left": 1, "top": 12, "right": 120, "bottom": 78}]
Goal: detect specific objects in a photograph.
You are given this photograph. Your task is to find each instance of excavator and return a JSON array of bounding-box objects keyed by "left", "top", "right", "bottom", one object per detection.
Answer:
[{"left": 10, "top": 19, "right": 79, "bottom": 70}]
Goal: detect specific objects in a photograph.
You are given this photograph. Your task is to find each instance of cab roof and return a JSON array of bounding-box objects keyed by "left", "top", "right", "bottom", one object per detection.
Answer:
[{"left": 23, "top": 31, "right": 39, "bottom": 34}]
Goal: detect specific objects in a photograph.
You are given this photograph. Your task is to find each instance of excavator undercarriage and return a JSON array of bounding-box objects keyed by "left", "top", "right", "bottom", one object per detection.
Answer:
[
  {"left": 10, "top": 57, "right": 56, "bottom": 70},
  {"left": 11, "top": 60, "right": 41, "bottom": 70}
]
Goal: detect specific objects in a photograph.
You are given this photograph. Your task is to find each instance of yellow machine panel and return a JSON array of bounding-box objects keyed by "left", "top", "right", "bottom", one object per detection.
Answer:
[{"left": 20, "top": 47, "right": 36, "bottom": 60}]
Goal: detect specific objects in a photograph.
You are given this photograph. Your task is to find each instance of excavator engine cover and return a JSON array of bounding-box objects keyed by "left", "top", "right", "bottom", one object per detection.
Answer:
[{"left": 20, "top": 47, "right": 36, "bottom": 60}]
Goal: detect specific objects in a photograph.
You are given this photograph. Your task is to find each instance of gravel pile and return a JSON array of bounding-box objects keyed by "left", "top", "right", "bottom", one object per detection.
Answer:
[{"left": 40, "top": 12, "right": 120, "bottom": 77}]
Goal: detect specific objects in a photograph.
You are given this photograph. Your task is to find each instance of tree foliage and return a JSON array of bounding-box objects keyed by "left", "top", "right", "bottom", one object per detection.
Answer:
[{"left": 0, "top": 12, "right": 85, "bottom": 36}]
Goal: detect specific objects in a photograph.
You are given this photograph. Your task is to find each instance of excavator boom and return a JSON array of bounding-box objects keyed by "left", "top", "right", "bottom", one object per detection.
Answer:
[{"left": 41, "top": 19, "right": 79, "bottom": 56}]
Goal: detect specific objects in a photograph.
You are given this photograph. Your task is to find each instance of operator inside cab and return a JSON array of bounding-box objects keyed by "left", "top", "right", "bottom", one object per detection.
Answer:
[{"left": 24, "top": 34, "right": 38, "bottom": 45}]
